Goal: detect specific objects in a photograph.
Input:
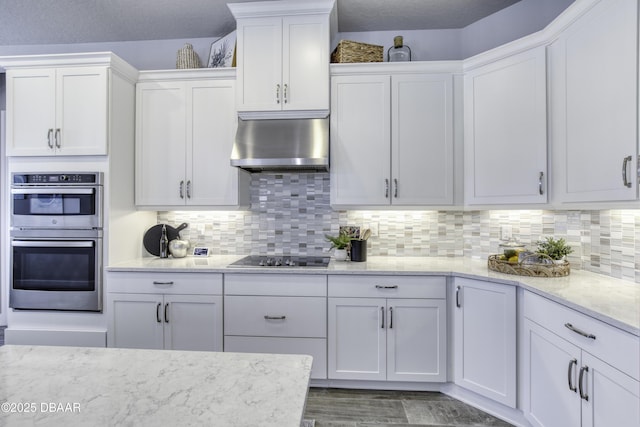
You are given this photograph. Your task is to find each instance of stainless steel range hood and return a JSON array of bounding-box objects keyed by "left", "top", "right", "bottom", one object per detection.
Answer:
[{"left": 230, "top": 117, "right": 329, "bottom": 172}]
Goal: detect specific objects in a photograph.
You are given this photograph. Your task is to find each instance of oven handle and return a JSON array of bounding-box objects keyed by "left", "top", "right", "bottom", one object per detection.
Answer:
[
  {"left": 11, "top": 188, "right": 95, "bottom": 195},
  {"left": 11, "top": 240, "right": 94, "bottom": 248}
]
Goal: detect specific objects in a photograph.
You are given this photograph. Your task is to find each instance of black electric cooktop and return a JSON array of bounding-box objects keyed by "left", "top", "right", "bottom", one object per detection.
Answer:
[{"left": 227, "top": 255, "right": 331, "bottom": 268}]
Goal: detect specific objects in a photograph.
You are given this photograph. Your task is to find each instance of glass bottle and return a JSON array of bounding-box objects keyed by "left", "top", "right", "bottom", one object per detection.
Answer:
[
  {"left": 387, "top": 36, "right": 412, "bottom": 62},
  {"left": 159, "top": 224, "right": 169, "bottom": 258}
]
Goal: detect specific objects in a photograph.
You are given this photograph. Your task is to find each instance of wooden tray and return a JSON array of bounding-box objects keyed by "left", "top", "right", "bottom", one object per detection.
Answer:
[{"left": 487, "top": 254, "right": 570, "bottom": 277}]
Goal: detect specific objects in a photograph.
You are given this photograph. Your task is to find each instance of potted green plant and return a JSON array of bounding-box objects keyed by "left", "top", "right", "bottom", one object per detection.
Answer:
[
  {"left": 536, "top": 237, "right": 573, "bottom": 263},
  {"left": 325, "top": 233, "right": 351, "bottom": 261}
]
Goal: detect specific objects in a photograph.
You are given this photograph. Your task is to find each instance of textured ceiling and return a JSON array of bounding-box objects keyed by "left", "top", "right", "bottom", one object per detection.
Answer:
[{"left": 0, "top": 0, "right": 521, "bottom": 46}]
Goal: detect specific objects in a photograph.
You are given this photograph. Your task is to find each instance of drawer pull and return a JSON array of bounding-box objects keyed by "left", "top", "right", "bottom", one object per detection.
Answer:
[
  {"left": 579, "top": 365, "right": 589, "bottom": 401},
  {"left": 564, "top": 323, "right": 596, "bottom": 340},
  {"left": 567, "top": 358, "right": 577, "bottom": 392},
  {"left": 156, "top": 303, "right": 162, "bottom": 323},
  {"left": 153, "top": 281, "right": 174, "bottom": 286},
  {"left": 375, "top": 285, "right": 398, "bottom": 289},
  {"left": 264, "top": 315, "right": 286, "bottom": 320}
]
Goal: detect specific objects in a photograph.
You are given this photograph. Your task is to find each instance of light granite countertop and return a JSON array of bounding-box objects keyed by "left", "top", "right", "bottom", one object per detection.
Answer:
[
  {"left": 107, "top": 255, "right": 640, "bottom": 336},
  {"left": 0, "top": 345, "right": 312, "bottom": 427}
]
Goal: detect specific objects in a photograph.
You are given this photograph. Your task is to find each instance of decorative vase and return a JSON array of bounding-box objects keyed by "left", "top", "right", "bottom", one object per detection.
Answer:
[
  {"left": 333, "top": 248, "right": 348, "bottom": 261},
  {"left": 387, "top": 36, "right": 411, "bottom": 62},
  {"left": 176, "top": 43, "right": 202, "bottom": 69}
]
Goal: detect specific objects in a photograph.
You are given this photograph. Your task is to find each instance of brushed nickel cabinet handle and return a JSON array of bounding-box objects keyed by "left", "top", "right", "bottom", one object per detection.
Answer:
[
  {"left": 385, "top": 179, "right": 389, "bottom": 198},
  {"left": 283, "top": 84, "right": 288, "bottom": 104},
  {"left": 578, "top": 365, "right": 589, "bottom": 401},
  {"left": 380, "top": 306, "right": 385, "bottom": 329},
  {"left": 153, "top": 281, "right": 174, "bottom": 286},
  {"left": 54, "top": 128, "right": 61, "bottom": 148},
  {"left": 567, "top": 358, "right": 577, "bottom": 392},
  {"left": 276, "top": 84, "right": 281, "bottom": 104},
  {"left": 389, "top": 307, "right": 393, "bottom": 329},
  {"left": 164, "top": 303, "right": 169, "bottom": 323},
  {"left": 539, "top": 171, "right": 544, "bottom": 195},
  {"left": 456, "top": 286, "right": 461, "bottom": 308},
  {"left": 156, "top": 303, "right": 161, "bottom": 323},
  {"left": 264, "top": 315, "right": 286, "bottom": 320},
  {"left": 186, "top": 180, "right": 191, "bottom": 199},
  {"left": 394, "top": 178, "right": 398, "bottom": 198},
  {"left": 47, "top": 129, "right": 54, "bottom": 148},
  {"left": 622, "top": 155, "right": 632, "bottom": 188},
  {"left": 179, "top": 180, "right": 184, "bottom": 199},
  {"left": 564, "top": 323, "right": 596, "bottom": 340},
  {"left": 375, "top": 285, "right": 398, "bottom": 289}
]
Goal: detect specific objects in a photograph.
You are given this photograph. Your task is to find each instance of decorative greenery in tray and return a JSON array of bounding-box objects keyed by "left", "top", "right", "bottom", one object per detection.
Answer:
[{"left": 535, "top": 236, "right": 573, "bottom": 261}]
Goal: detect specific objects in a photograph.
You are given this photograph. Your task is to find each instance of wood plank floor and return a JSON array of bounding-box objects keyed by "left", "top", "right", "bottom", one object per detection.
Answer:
[{"left": 304, "top": 388, "right": 514, "bottom": 427}]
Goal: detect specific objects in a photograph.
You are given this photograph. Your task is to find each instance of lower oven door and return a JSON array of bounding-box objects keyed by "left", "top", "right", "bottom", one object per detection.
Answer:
[{"left": 10, "top": 235, "right": 102, "bottom": 311}]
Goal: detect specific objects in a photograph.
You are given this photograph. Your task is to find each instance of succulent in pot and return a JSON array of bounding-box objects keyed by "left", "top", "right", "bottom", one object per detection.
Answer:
[
  {"left": 536, "top": 236, "right": 573, "bottom": 262},
  {"left": 325, "top": 232, "right": 352, "bottom": 261}
]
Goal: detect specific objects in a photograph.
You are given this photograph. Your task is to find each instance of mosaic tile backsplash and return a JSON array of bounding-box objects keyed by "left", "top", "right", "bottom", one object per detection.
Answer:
[{"left": 159, "top": 173, "right": 640, "bottom": 283}]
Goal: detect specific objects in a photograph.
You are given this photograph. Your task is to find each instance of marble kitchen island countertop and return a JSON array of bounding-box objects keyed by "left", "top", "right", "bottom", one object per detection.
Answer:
[
  {"left": 0, "top": 345, "right": 312, "bottom": 427},
  {"left": 108, "top": 255, "right": 640, "bottom": 335}
]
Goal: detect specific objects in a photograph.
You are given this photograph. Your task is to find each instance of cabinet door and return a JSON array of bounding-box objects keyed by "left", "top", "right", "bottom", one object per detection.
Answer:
[
  {"left": 392, "top": 74, "right": 453, "bottom": 205},
  {"left": 582, "top": 352, "right": 640, "bottom": 427},
  {"left": 387, "top": 299, "right": 447, "bottom": 382},
  {"left": 328, "top": 297, "right": 386, "bottom": 381},
  {"left": 330, "top": 75, "right": 391, "bottom": 206},
  {"left": 163, "top": 295, "right": 223, "bottom": 351},
  {"left": 6, "top": 68, "right": 56, "bottom": 156},
  {"left": 236, "top": 16, "right": 283, "bottom": 111},
  {"left": 107, "top": 293, "right": 164, "bottom": 350},
  {"left": 135, "top": 81, "right": 187, "bottom": 206},
  {"left": 453, "top": 279, "right": 516, "bottom": 407},
  {"left": 187, "top": 79, "right": 243, "bottom": 206},
  {"left": 524, "top": 319, "right": 581, "bottom": 427},
  {"left": 550, "top": 0, "right": 638, "bottom": 202},
  {"left": 282, "top": 14, "right": 329, "bottom": 111},
  {"left": 55, "top": 66, "right": 108, "bottom": 155},
  {"left": 464, "top": 46, "right": 547, "bottom": 204}
]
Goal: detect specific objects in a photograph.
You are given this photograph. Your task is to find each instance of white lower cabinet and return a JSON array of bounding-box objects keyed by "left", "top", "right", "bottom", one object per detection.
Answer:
[
  {"left": 106, "top": 272, "right": 223, "bottom": 351},
  {"left": 452, "top": 278, "right": 516, "bottom": 407},
  {"left": 328, "top": 275, "right": 447, "bottom": 382},
  {"left": 223, "top": 274, "right": 328, "bottom": 380},
  {"left": 523, "top": 292, "right": 639, "bottom": 427}
]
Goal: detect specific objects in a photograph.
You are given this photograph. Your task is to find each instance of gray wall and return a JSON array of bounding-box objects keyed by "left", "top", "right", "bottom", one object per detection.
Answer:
[
  {"left": 461, "top": 0, "right": 575, "bottom": 58},
  {"left": 0, "top": 0, "right": 575, "bottom": 69}
]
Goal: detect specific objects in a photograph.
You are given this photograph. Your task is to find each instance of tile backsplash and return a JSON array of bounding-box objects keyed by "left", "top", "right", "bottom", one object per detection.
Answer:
[{"left": 159, "top": 173, "right": 640, "bottom": 283}]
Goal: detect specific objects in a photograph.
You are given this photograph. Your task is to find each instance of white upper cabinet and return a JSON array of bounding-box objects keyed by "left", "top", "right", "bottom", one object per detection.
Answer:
[
  {"left": 549, "top": 0, "right": 638, "bottom": 203},
  {"left": 330, "top": 63, "right": 457, "bottom": 207},
  {"left": 229, "top": 0, "right": 334, "bottom": 113},
  {"left": 464, "top": 46, "right": 547, "bottom": 205},
  {"left": 6, "top": 66, "right": 109, "bottom": 156},
  {"left": 135, "top": 70, "right": 249, "bottom": 209}
]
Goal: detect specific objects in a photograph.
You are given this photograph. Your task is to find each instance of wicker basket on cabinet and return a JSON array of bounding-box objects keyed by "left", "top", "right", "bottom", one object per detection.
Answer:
[{"left": 331, "top": 40, "right": 384, "bottom": 63}]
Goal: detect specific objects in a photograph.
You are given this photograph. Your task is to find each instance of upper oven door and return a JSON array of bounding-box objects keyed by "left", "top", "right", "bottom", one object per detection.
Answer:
[{"left": 11, "top": 186, "right": 102, "bottom": 229}]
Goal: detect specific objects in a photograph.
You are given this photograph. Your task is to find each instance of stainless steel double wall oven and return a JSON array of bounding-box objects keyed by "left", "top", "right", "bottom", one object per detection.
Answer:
[{"left": 10, "top": 172, "right": 103, "bottom": 311}]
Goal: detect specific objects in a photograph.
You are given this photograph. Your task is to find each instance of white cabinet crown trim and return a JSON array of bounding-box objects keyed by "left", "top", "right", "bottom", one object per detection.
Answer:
[{"left": 228, "top": 0, "right": 335, "bottom": 19}]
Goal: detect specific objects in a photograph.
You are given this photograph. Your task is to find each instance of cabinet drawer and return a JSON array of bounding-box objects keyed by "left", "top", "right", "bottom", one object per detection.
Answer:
[
  {"left": 224, "top": 274, "right": 326, "bottom": 296},
  {"left": 328, "top": 275, "right": 446, "bottom": 299},
  {"left": 107, "top": 272, "right": 222, "bottom": 295},
  {"left": 524, "top": 291, "right": 639, "bottom": 380},
  {"left": 224, "top": 336, "right": 327, "bottom": 379},
  {"left": 224, "top": 296, "right": 326, "bottom": 338}
]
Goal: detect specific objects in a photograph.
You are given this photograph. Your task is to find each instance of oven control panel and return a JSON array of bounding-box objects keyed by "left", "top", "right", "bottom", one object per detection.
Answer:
[{"left": 12, "top": 173, "right": 101, "bottom": 185}]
